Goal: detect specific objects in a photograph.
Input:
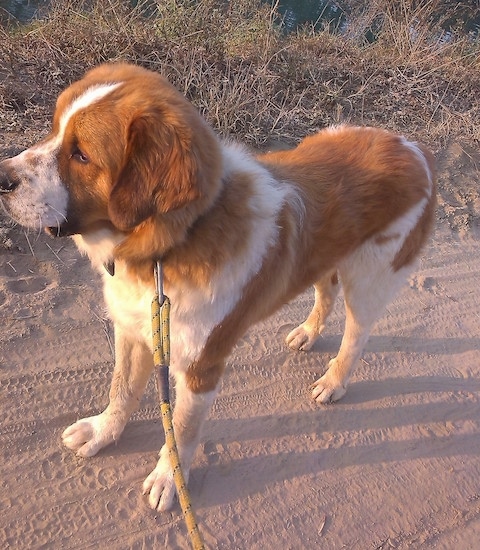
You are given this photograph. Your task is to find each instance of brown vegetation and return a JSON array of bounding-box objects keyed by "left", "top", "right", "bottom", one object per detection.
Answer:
[{"left": 0, "top": 0, "right": 479, "bottom": 153}]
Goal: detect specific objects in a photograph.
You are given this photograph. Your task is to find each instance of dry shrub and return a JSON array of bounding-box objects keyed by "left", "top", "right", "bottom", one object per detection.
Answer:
[{"left": 0, "top": 0, "right": 479, "bottom": 150}]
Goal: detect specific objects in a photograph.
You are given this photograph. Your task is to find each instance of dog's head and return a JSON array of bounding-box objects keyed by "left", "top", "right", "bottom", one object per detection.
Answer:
[{"left": 0, "top": 63, "right": 222, "bottom": 239}]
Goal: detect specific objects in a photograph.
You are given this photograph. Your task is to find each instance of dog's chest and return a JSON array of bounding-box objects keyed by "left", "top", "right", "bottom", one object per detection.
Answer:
[{"left": 102, "top": 272, "right": 153, "bottom": 344}]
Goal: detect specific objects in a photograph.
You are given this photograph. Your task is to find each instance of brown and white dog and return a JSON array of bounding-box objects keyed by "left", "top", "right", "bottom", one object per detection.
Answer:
[{"left": 0, "top": 63, "right": 436, "bottom": 511}]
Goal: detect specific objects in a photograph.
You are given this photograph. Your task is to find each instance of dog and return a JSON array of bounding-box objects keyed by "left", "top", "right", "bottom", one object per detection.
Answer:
[{"left": 0, "top": 63, "right": 436, "bottom": 511}]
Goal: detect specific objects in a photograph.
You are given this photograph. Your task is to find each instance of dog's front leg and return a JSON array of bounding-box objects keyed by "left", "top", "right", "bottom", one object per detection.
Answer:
[
  {"left": 143, "top": 371, "right": 219, "bottom": 511},
  {"left": 62, "top": 324, "right": 153, "bottom": 457}
]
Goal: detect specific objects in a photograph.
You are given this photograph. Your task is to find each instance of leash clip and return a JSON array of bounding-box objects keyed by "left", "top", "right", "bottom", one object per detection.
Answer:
[{"left": 154, "top": 259, "right": 165, "bottom": 305}]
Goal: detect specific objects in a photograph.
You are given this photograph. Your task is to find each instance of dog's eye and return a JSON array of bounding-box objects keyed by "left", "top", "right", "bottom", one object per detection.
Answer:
[{"left": 71, "top": 147, "right": 89, "bottom": 164}]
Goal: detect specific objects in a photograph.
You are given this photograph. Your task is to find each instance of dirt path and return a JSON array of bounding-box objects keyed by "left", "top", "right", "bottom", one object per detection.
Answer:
[{"left": 1, "top": 142, "right": 479, "bottom": 549}]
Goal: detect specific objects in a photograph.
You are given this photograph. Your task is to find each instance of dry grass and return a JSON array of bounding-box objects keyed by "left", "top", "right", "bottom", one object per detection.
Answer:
[{"left": 0, "top": 0, "right": 479, "bottom": 151}]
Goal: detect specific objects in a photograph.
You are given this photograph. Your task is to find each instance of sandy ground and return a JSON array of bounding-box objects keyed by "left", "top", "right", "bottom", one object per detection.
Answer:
[{"left": 1, "top": 140, "right": 480, "bottom": 549}]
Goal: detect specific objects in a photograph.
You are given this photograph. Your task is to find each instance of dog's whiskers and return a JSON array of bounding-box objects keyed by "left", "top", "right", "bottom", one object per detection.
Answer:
[
  {"left": 47, "top": 203, "right": 68, "bottom": 223},
  {"left": 23, "top": 230, "right": 36, "bottom": 258}
]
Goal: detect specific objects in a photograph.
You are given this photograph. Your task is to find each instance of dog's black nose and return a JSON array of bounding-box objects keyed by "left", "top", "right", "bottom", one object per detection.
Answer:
[{"left": 0, "top": 164, "right": 20, "bottom": 193}]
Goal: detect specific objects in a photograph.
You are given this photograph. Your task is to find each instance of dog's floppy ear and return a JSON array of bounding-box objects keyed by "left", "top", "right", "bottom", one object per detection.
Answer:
[{"left": 108, "top": 110, "right": 200, "bottom": 231}]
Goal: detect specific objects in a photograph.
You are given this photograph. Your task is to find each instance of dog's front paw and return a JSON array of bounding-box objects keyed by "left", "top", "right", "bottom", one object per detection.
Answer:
[
  {"left": 311, "top": 360, "right": 347, "bottom": 404},
  {"left": 62, "top": 412, "right": 125, "bottom": 457},
  {"left": 143, "top": 446, "right": 187, "bottom": 511},
  {"left": 286, "top": 323, "right": 320, "bottom": 351}
]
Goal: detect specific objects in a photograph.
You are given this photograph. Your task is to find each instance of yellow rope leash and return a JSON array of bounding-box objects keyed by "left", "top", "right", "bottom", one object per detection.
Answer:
[{"left": 152, "top": 261, "right": 206, "bottom": 550}]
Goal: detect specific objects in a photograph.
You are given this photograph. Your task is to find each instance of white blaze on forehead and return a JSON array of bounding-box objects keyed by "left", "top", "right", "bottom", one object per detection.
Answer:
[{"left": 36, "top": 82, "right": 122, "bottom": 153}]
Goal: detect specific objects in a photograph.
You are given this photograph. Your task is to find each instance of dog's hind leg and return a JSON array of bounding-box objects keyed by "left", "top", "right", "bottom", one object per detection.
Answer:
[
  {"left": 286, "top": 270, "right": 339, "bottom": 351},
  {"left": 311, "top": 193, "right": 433, "bottom": 404},
  {"left": 311, "top": 239, "right": 420, "bottom": 404}
]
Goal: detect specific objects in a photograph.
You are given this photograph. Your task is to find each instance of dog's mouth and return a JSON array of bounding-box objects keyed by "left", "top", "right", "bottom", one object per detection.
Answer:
[
  {"left": 45, "top": 225, "right": 76, "bottom": 238},
  {"left": 46, "top": 219, "right": 119, "bottom": 238}
]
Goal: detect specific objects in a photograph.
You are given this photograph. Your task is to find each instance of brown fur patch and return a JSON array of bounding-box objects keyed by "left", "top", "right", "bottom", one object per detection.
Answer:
[
  {"left": 186, "top": 362, "right": 225, "bottom": 393},
  {"left": 182, "top": 129, "right": 436, "bottom": 393},
  {"left": 108, "top": 107, "right": 201, "bottom": 230},
  {"left": 183, "top": 205, "right": 301, "bottom": 393},
  {"left": 254, "top": 127, "right": 432, "bottom": 286},
  {"left": 115, "top": 169, "right": 257, "bottom": 287}
]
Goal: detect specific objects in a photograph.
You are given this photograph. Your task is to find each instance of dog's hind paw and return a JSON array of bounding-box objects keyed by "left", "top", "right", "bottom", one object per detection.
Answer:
[{"left": 285, "top": 323, "right": 320, "bottom": 351}]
